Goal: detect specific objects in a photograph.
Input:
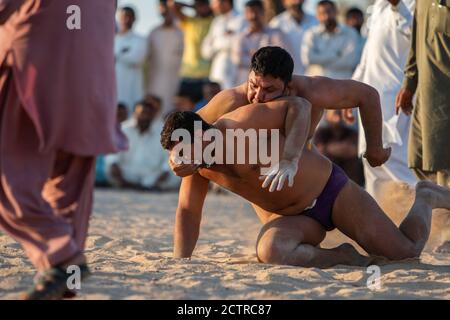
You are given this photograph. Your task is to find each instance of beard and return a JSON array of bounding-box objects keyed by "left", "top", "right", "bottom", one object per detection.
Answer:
[
  {"left": 137, "top": 120, "right": 151, "bottom": 132},
  {"left": 324, "top": 19, "right": 337, "bottom": 30}
]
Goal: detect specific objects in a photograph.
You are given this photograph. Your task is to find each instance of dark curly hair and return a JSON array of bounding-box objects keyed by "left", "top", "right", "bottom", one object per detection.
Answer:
[
  {"left": 160, "top": 111, "right": 213, "bottom": 150},
  {"left": 250, "top": 46, "right": 294, "bottom": 85}
]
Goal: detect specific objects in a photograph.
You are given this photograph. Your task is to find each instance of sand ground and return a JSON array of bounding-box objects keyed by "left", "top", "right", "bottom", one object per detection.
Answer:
[{"left": 1, "top": 182, "right": 450, "bottom": 299}]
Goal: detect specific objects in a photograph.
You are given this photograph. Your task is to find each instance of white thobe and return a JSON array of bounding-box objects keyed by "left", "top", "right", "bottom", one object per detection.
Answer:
[
  {"left": 352, "top": 0, "right": 417, "bottom": 199},
  {"left": 147, "top": 25, "right": 184, "bottom": 117},
  {"left": 105, "top": 120, "right": 172, "bottom": 188},
  {"left": 201, "top": 10, "right": 246, "bottom": 89},
  {"left": 115, "top": 31, "right": 147, "bottom": 114},
  {"left": 269, "top": 11, "right": 318, "bottom": 75},
  {"left": 301, "top": 24, "right": 361, "bottom": 79}
]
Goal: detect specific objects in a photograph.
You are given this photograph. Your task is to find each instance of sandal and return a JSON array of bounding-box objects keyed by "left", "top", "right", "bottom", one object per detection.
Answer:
[{"left": 22, "top": 263, "right": 91, "bottom": 300}]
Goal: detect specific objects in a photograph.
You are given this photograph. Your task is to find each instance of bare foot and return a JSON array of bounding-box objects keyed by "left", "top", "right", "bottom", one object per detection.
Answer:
[
  {"left": 416, "top": 180, "right": 450, "bottom": 210},
  {"left": 366, "top": 255, "right": 390, "bottom": 266},
  {"left": 337, "top": 243, "right": 372, "bottom": 267},
  {"left": 435, "top": 241, "right": 450, "bottom": 254}
]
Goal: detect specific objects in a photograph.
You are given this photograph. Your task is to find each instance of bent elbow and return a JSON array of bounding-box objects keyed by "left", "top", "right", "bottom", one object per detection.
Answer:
[
  {"left": 287, "top": 97, "right": 312, "bottom": 117},
  {"left": 363, "top": 83, "right": 380, "bottom": 101}
]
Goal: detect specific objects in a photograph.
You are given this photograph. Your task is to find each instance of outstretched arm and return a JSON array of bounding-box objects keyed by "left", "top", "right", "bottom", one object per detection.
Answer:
[
  {"left": 304, "top": 77, "right": 390, "bottom": 167},
  {"left": 173, "top": 173, "right": 210, "bottom": 258}
]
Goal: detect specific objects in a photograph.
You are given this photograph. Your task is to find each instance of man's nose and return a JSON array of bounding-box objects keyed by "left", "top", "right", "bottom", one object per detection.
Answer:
[{"left": 254, "top": 89, "right": 264, "bottom": 102}]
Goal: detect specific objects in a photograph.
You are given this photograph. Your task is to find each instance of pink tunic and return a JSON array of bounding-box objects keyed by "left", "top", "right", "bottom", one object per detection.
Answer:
[{"left": 0, "top": 0, "right": 127, "bottom": 155}]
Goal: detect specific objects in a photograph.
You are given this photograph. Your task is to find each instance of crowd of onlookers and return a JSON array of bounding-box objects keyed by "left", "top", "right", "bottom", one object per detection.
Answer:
[{"left": 97, "top": 0, "right": 369, "bottom": 191}]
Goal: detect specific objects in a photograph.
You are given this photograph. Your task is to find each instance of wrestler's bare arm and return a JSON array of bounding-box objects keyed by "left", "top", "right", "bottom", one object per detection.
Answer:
[
  {"left": 173, "top": 173, "right": 210, "bottom": 258},
  {"left": 218, "top": 97, "right": 311, "bottom": 191},
  {"left": 298, "top": 76, "right": 391, "bottom": 167},
  {"left": 264, "top": 97, "right": 311, "bottom": 191}
]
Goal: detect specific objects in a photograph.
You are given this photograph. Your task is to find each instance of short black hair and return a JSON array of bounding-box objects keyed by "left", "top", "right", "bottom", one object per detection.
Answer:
[
  {"left": 194, "top": 0, "right": 210, "bottom": 5},
  {"left": 224, "top": 0, "right": 234, "bottom": 7},
  {"left": 118, "top": 102, "right": 128, "bottom": 110},
  {"left": 204, "top": 81, "right": 221, "bottom": 89},
  {"left": 177, "top": 81, "right": 204, "bottom": 103},
  {"left": 145, "top": 94, "right": 162, "bottom": 107},
  {"left": 250, "top": 46, "right": 294, "bottom": 84},
  {"left": 317, "top": 0, "right": 336, "bottom": 9},
  {"left": 245, "top": 0, "right": 264, "bottom": 10},
  {"left": 160, "top": 111, "right": 213, "bottom": 150},
  {"left": 346, "top": 7, "right": 363, "bottom": 18},
  {"left": 134, "top": 98, "right": 160, "bottom": 112},
  {"left": 121, "top": 6, "right": 136, "bottom": 19}
]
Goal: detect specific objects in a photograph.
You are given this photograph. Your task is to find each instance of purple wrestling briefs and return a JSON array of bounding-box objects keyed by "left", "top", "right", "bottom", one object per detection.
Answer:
[{"left": 302, "top": 163, "right": 349, "bottom": 231}]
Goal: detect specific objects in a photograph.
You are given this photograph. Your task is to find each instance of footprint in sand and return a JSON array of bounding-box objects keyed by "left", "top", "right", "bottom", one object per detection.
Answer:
[{"left": 86, "top": 235, "right": 114, "bottom": 248}]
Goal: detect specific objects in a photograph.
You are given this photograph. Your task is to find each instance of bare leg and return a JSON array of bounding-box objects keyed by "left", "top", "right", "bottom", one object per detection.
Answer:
[
  {"left": 399, "top": 181, "right": 450, "bottom": 254},
  {"left": 333, "top": 180, "right": 450, "bottom": 260},
  {"left": 280, "top": 243, "right": 372, "bottom": 268},
  {"left": 256, "top": 215, "right": 372, "bottom": 268}
]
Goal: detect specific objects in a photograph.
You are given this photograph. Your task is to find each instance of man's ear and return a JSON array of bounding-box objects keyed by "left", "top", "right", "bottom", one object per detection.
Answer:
[{"left": 285, "top": 81, "right": 294, "bottom": 95}]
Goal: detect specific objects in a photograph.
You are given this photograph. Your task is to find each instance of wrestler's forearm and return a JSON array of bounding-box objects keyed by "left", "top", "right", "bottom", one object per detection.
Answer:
[
  {"left": 282, "top": 99, "right": 312, "bottom": 162},
  {"left": 173, "top": 209, "right": 201, "bottom": 258},
  {"left": 357, "top": 86, "right": 384, "bottom": 151}
]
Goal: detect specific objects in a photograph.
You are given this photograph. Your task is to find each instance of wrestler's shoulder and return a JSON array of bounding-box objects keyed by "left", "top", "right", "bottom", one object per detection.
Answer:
[
  {"left": 291, "top": 75, "right": 335, "bottom": 102},
  {"left": 216, "top": 85, "right": 247, "bottom": 104},
  {"left": 205, "top": 86, "right": 248, "bottom": 114}
]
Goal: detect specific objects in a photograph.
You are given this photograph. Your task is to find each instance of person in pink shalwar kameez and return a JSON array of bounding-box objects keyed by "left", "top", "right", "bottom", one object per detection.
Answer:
[{"left": 0, "top": 0, "right": 126, "bottom": 299}]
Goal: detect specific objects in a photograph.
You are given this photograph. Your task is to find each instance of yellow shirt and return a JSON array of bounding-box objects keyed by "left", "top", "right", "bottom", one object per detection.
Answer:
[{"left": 179, "top": 16, "right": 213, "bottom": 78}]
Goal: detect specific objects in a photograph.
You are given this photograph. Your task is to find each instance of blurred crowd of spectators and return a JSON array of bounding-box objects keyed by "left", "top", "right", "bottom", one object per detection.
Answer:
[{"left": 97, "top": 0, "right": 368, "bottom": 190}]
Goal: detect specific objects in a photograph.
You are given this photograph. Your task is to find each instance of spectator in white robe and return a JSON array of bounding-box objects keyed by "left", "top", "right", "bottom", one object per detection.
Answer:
[
  {"left": 147, "top": 0, "right": 184, "bottom": 118},
  {"left": 347, "top": 0, "right": 417, "bottom": 201},
  {"left": 301, "top": 0, "right": 360, "bottom": 79},
  {"left": 269, "top": 0, "right": 318, "bottom": 76},
  {"left": 115, "top": 7, "right": 147, "bottom": 115},
  {"left": 201, "top": 0, "right": 247, "bottom": 89},
  {"left": 105, "top": 97, "right": 180, "bottom": 191}
]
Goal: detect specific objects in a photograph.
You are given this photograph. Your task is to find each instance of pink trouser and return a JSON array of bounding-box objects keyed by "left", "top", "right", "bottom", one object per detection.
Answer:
[{"left": 0, "top": 65, "right": 95, "bottom": 271}]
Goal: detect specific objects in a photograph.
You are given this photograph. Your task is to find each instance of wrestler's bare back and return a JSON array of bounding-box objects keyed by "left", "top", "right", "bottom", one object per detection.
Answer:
[
  {"left": 197, "top": 76, "right": 325, "bottom": 140},
  {"left": 196, "top": 101, "right": 333, "bottom": 221}
]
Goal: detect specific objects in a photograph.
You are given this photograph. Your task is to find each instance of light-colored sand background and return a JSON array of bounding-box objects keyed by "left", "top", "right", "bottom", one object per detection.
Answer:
[{"left": 1, "top": 183, "right": 449, "bottom": 299}]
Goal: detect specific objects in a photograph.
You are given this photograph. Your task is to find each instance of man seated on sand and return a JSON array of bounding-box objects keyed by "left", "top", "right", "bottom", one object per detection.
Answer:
[{"left": 160, "top": 106, "right": 450, "bottom": 268}]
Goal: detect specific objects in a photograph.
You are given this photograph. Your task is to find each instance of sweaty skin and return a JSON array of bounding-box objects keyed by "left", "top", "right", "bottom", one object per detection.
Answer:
[
  {"left": 172, "top": 102, "right": 450, "bottom": 268},
  {"left": 170, "top": 75, "right": 391, "bottom": 178}
]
